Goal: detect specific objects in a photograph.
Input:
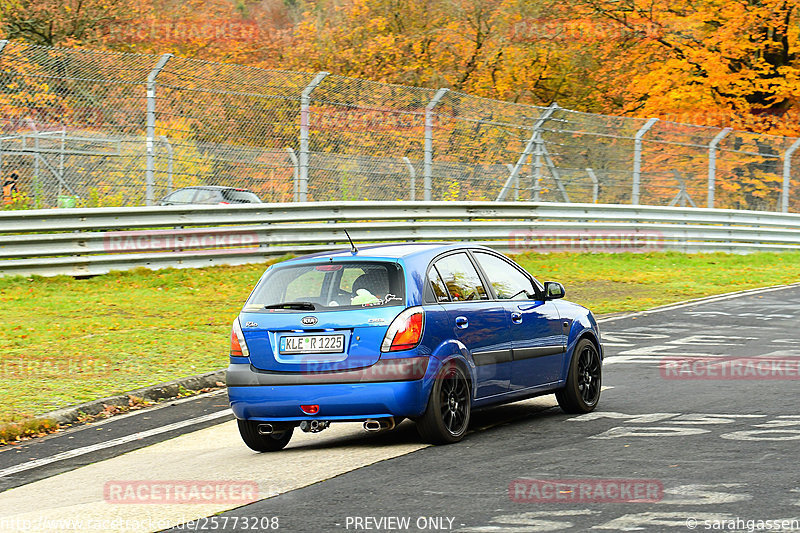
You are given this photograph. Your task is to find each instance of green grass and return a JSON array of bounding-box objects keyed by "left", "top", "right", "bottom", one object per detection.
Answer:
[
  {"left": 513, "top": 251, "right": 800, "bottom": 314},
  {"left": 1, "top": 251, "right": 799, "bottom": 426},
  {"left": 0, "top": 259, "right": 286, "bottom": 426}
]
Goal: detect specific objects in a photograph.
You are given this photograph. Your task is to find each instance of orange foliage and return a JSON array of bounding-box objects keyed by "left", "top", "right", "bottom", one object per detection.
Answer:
[{"left": 2, "top": 0, "right": 798, "bottom": 134}]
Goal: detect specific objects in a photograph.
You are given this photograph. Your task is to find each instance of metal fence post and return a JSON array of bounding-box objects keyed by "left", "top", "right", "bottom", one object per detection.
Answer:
[
  {"left": 707, "top": 127, "right": 732, "bottom": 208},
  {"left": 298, "top": 72, "right": 329, "bottom": 202},
  {"left": 146, "top": 54, "right": 172, "bottom": 206},
  {"left": 669, "top": 170, "right": 697, "bottom": 208},
  {"left": 423, "top": 88, "right": 449, "bottom": 201},
  {"left": 158, "top": 136, "right": 173, "bottom": 194},
  {"left": 286, "top": 147, "right": 300, "bottom": 202},
  {"left": 781, "top": 138, "right": 800, "bottom": 213},
  {"left": 586, "top": 168, "right": 599, "bottom": 203},
  {"left": 632, "top": 118, "right": 658, "bottom": 205},
  {"left": 497, "top": 103, "right": 558, "bottom": 202},
  {"left": 1, "top": 41, "right": 11, "bottom": 186},
  {"left": 533, "top": 141, "right": 544, "bottom": 202},
  {"left": 59, "top": 129, "right": 66, "bottom": 197},
  {"left": 506, "top": 163, "right": 519, "bottom": 202},
  {"left": 33, "top": 134, "right": 40, "bottom": 206},
  {"left": 504, "top": 164, "right": 518, "bottom": 201},
  {"left": 541, "top": 144, "right": 570, "bottom": 203},
  {"left": 533, "top": 106, "right": 559, "bottom": 202},
  {"left": 403, "top": 157, "right": 416, "bottom": 201}
]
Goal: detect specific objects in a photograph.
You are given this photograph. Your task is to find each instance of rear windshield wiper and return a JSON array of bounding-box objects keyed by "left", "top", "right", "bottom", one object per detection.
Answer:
[{"left": 263, "top": 301, "right": 316, "bottom": 310}]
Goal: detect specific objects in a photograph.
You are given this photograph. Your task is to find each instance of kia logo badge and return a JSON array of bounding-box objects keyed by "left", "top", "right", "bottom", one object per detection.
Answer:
[{"left": 301, "top": 316, "right": 318, "bottom": 326}]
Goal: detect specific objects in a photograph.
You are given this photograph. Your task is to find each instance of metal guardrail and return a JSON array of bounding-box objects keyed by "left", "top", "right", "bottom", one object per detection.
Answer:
[{"left": 2, "top": 202, "right": 800, "bottom": 278}]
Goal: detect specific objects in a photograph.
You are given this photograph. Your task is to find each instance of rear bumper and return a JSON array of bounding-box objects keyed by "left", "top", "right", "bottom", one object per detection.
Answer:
[{"left": 226, "top": 363, "right": 431, "bottom": 421}]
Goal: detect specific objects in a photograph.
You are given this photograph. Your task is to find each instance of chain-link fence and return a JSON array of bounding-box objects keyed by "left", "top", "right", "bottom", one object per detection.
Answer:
[{"left": 1, "top": 40, "right": 799, "bottom": 212}]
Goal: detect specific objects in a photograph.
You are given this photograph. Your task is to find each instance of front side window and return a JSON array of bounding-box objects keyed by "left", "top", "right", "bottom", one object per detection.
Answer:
[
  {"left": 473, "top": 252, "right": 535, "bottom": 300},
  {"left": 247, "top": 262, "right": 405, "bottom": 311},
  {"left": 433, "top": 253, "right": 488, "bottom": 302}
]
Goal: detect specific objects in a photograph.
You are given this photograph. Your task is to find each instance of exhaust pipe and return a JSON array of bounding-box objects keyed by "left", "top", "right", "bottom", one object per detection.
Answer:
[
  {"left": 363, "top": 418, "right": 395, "bottom": 432},
  {"left": 257, "top": 423, "right": 274, "bottom": 435},
  {"left": 299, "top": 420, "right": 330, "bottom": 433},
  {"left": 363, "top": 420, "right": 381, "bottom": 432}
]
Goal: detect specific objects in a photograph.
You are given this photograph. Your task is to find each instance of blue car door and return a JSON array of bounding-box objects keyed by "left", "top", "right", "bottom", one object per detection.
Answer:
[
  {"left": 430, "top": 252, "right": 512, "bottom": 399},
  {"left": 471, "top": 251, "right": 566, "bottom": 391}
]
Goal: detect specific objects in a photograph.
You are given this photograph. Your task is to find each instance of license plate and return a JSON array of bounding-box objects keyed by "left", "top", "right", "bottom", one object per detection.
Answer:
[{"left": 279, "top": 334, "right": 345, "bottom": 354}]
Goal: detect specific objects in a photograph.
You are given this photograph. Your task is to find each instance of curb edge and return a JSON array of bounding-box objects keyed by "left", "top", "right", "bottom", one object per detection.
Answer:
[{"left": 38, "top": 369, "right": 226, "bottom": 425}]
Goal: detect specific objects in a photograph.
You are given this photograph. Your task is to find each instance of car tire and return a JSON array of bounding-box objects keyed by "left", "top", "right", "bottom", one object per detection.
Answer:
[
  {"left": 237, "top": 420, "right": 293, "bottom": 452},
  {"left": 556, "top": 338, "right": 602, "bottom": 414},
  {"left": 416, "top": 362, "right": 471, "bottom": 444}
]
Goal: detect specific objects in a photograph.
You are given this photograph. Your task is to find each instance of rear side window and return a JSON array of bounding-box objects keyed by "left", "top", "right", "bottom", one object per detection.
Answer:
[
  {"left": 427, "top": 267, "right": 450, "bottom": 303},
  {"left": 193, "top": 189, "right": 220, "bottom": 203},
  {"left": 164, "top": 189, "right": 196, "bottom": 203},
  {"left": 221, "top": 189, "right": 261, "bottom": 203},
  {"left": 433, "top": 253, "right": 488, "bottom": 302},
  {"left": 247, "top": 262, "right": 405, "bottom": 311}
]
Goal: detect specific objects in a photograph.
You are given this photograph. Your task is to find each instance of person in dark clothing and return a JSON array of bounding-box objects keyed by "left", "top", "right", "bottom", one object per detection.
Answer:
[{"left": 2, "top": 172, "right": 19, "bottom": 205}]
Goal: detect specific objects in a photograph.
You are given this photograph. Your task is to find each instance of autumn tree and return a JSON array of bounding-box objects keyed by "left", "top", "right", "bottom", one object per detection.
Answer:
[
  {"left": 264, "top": 0, "right": 615, "bottom": 109},
  {"left": 570, "top": 0, "right": 799, "bottom": 134},
  {"left": 0, "top": 0, "right": 129, "bottom": 47}
]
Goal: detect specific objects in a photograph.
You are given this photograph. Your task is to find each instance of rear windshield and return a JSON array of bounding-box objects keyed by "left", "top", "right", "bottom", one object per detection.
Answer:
[
  {"left": 221, "top": 189, "right": 261, "bottom": 203},
  {"left": 246, "top": 261, "right": 405, "bottom": 311}
]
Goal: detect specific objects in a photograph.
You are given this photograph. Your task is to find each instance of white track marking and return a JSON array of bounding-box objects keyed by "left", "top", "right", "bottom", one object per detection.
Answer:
[
  {"left": 0, "top": 420, "right": 428, "bottom": 533},
  {"left": 0, "top": 409, "right": 231, "bottom": 479},
  {"left": 597, "top": 282, "right": 800, "bottom": 324}
]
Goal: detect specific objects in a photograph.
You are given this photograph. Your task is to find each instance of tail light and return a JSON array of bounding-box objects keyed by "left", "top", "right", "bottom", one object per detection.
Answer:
[
  {"left": 230, "top": 318, "right": 250, "bottom": 357},
  {"left": 381, "top": 308, "right": 424, "bottom": 352},
  {"left": 300, "top": 405, "right": 320, "bottom": 415}
]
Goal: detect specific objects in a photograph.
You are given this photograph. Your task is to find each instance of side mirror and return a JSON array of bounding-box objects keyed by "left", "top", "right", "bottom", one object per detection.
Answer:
[{"left": 543, "top": 281, "right": 565, "bottom": 300}]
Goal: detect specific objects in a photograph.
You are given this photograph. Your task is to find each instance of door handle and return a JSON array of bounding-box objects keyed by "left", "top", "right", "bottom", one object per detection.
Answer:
[
  {"left": 511, "top": 312, "right": 522, "bottom": 324},
  {"left": 455, "top": 316, "right": 469, "bottom": 329}
]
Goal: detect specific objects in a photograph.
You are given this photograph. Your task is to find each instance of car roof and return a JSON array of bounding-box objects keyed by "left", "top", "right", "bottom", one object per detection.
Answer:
[
  {"left": 177, "top": 185, "right": 250, "bottom": 191},
  {"left": 291, "top": 242, "right": 496, "bottom": 264}
]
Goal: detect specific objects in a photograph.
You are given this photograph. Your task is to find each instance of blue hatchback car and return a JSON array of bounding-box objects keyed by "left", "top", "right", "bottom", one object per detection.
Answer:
[{"left": 227, "top": 243, "right": 603, "bottom": 451}]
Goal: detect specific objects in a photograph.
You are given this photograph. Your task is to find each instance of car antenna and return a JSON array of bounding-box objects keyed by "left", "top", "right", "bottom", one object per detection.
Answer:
[{"left": 344, "top": 229, "right": 358, "bottom": 255}]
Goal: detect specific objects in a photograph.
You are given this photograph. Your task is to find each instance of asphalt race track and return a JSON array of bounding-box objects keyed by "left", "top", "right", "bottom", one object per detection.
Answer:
[{"left": 1, "top": 284, "right": 799, "bottom": 533}]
